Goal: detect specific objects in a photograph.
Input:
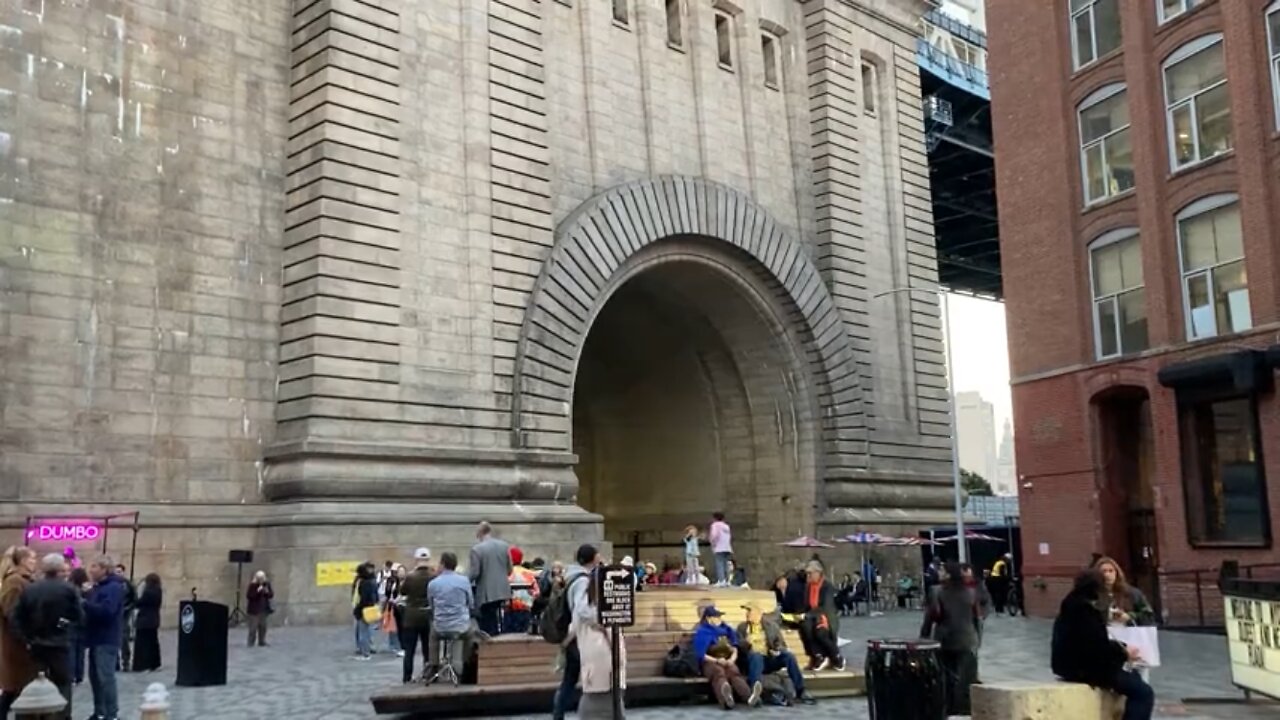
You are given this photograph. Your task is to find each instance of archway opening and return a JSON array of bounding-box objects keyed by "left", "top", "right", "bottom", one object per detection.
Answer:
[
  {"left": 1093, "top": 386, "right": 1160, "bottom": 611},
  {"left": 571, "top": 244, "right": 816, "bottom": 575}
]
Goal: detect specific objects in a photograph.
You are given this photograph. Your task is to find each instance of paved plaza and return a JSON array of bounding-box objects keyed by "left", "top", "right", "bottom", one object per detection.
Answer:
[{"left": 75, "top": 611, "right": 1276, "bottom": 719}]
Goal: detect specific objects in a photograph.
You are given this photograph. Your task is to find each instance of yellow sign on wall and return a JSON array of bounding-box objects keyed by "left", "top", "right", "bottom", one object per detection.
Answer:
[
  {"left": 315, "top": 561, "right": 360, "bottom": 587},
  {"left": 1225, "top": 594, "right": 1280, "bottom": 700}
]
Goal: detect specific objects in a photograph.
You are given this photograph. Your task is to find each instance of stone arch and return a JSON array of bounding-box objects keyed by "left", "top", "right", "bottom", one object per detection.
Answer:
[{"left": 510, "top": 176, "right": 865, "bottom": 472}]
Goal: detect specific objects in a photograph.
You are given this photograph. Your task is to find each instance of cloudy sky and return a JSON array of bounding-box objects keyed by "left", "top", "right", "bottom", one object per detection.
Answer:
[{"left": 947, "top": 294, "right": 1013, "bottom": 433}]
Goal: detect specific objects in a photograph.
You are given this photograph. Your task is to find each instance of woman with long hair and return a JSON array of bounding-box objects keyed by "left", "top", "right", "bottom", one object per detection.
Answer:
[
  {"left": 69, "top": 566, "right": 90, "bottom": 684},
  {"left": 573, "top": 567, "right": 627, "bottom": 718},
  {"left": 132, "top": 573, "right": 163, "bottom": 671},
  {"left": 352, "top": 562, "right": 379, "bottom": 660},
  {"left": 0, "top": 546, "right": 39, "bottom": 716},
  {"left": 1093, "top": 557, "right": 1155, "bottom": 627}
]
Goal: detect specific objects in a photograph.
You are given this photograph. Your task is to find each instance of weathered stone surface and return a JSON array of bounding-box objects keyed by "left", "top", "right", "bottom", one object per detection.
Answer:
[
  {"left": 971, "top": 682, "right": 1126, "bottom": 720},
  {"left": 0, "top": 0, "right": 951, "bottom": 622}
]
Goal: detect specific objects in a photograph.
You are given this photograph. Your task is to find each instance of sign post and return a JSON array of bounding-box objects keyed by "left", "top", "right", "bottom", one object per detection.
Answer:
[{"left": 597, "top": 565, "right": 636, "bottom": 720}]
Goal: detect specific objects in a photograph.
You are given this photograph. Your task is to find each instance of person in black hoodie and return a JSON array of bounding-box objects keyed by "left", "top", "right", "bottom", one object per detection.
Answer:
[
  {"left": 1051, "top": 569, "right": 1154, "bottom": 720},
  {"left": 115, "top": 564, "right": 137, "bottom": 673},
  {"left": 352, "top": 562, "right": 380, "bottom": 660},
  {"left": 132, "top": 574, "right": 162, "bottom": 671},
  {"left": 921, "top": 563, "right": 981, "bottom": 715}
]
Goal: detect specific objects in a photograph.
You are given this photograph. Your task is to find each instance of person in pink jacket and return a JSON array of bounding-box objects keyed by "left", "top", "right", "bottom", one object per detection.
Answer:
[{"left": 708, "top": 512, "right": 733, "bottom": 587}]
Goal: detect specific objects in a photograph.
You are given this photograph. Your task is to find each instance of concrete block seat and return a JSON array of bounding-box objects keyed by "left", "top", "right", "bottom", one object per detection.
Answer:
[
  {"left": 370, "top": 586, "right": 865, "bottom": 715},
  {"left": 971, "top": 681, "right": 1125, "bottom": 720}
]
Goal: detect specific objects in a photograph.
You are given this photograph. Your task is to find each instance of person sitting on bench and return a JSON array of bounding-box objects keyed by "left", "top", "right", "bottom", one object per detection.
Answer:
[
  {"left": 735, "top": 601, "right": 816, "bottom": 706},
  {"left": 427, "top": 552, "right": 473, "bottom": 682},
  {"left": 692, "top": 605, "right": 759, "bottom": 709}
]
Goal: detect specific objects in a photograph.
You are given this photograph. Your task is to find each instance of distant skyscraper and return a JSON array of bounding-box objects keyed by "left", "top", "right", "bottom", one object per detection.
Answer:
[
  {"left": 996, "top": 419, "right": 1017, "bottom": 496},
  {"left": 956, "top": 391, "right": 998, "bottom": 489}
]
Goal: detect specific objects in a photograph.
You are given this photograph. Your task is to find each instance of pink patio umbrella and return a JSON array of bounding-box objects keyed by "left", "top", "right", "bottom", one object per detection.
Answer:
[
  {"left": 779, "top": 536, "right": 836, "bottom": 549},
  {"left": 941, "top": 531, "right": 1004, "bottom": 542}
]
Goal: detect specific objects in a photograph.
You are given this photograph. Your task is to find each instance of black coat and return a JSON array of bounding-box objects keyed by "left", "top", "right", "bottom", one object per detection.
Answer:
[
  {"left": 12, "top": 578, "right": 84, "bottom": 649},
  {"left": 804, "top": 579, "right": 841, "bottom": 636},
  {"left": 134, "top": 583, "right": 162, "bottom": 631},
  {"left": 1051, "top": 589, "right": 1128, "bottom": 689}
]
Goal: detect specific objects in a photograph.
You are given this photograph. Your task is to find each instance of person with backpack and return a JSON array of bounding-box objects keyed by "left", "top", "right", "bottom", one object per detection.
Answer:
[
  {"left": 548, "top": 544, "right": 598, "bottom": 720},
  {"left": 920, "top": 562, "right": 981, "bottom": 716}
]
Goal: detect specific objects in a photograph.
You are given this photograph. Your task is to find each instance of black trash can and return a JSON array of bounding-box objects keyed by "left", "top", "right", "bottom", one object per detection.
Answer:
[
  {"left": 176, "top": 600, "right": 229, "bottom": 687},
  {"left": 865, "top": 638, "right": 946, "bottom": 720}
]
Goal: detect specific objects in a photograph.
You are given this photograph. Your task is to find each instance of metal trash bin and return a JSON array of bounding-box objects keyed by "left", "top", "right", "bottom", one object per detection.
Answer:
[{"left": 865, "top": 638, "right": 947, "bottom": 720}]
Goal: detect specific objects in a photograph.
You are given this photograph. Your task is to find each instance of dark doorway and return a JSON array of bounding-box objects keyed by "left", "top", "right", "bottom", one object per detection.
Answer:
[{"left": 1095, "top": 388, "right": 1161, "bottom": 616}]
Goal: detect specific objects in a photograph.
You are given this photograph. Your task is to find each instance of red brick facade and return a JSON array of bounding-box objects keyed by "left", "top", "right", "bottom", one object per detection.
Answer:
[{"left": 988, "top": 0, "right": 1280, "bottom": 620}]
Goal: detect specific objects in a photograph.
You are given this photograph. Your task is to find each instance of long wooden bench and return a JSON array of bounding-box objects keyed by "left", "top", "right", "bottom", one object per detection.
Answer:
[{"left": 370, "top": 586, "right": 865, "bottom": 716}]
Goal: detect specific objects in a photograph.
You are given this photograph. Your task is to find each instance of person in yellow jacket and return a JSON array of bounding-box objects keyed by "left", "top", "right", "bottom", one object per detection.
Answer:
[{"left": 989, "top": 554, "right": 1011, "bottom": 614}]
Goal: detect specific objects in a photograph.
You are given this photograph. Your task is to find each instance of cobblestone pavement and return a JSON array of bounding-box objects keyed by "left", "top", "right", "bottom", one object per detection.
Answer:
[{"left": 77, "top": 612, "right": 1273, "bottom": 719}]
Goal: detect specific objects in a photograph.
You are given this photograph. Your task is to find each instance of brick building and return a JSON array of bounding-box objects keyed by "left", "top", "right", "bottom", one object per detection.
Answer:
[
  {"left": 0, "top": 0, "right": 956, "bottom": 621},
  {"left": 988, "top": 0, "right": 1280, "bottom": 622}
]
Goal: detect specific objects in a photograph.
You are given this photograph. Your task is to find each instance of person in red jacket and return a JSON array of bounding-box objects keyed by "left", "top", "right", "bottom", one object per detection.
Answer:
[{"left": 246, "top": 571, "right": 274, "bottom": 647}]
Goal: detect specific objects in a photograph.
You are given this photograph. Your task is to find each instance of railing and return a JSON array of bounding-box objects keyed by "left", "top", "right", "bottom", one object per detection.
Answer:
[
  {"left": 1158, "top": 563, "right": 1280, "bottom": 632},
  {"left": 924, "top": 8, "right": 987, "bottom": 49},
  {"left": 915, "top": 38, "right": 989, "bottom": 95}
]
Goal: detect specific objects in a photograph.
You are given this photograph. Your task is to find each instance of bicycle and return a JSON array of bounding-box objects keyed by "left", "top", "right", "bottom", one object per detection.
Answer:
[{"left": 1005, "top": 578, "right": 1024, "bottom": 617}]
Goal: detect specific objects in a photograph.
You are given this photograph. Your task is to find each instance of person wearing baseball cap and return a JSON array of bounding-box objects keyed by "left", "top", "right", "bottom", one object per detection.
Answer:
[
  {"left": 736, "top": 601, "right": 816, "bottom": 705},
  {"left": 398, "top": 547, "right": 435, "bottom": 683},
  {"left": 692, "top": 605, "right": 758, "bottom": 708}
]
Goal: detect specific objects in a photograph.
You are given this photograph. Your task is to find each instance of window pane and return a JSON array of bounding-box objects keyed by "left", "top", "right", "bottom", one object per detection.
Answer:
[
  {"left": 613, "top": 0, "right": 628, "bottom": 24},
  {"left": 1070, "top": 0, "right": 1092, "bottom": 12},
  {"left": 1081, "top": 91, "right": 1129, "bottom": 144},
  {"left": 717, "top": 14, "right": 732, "bottom": 67},
  {"left": 1118, "top": 288, "right": 1148, "bottom": 354},
  {"left": 1170, "top": 103, "right": 1196, "bottom": 166},
  {"left": 1119, "top": 233, "right": 1143, "bottom": 288},
  {"left": 1195, "top": 82, "right": 1233, "bottom": 159},
  {"left": 1161, "top": 0, "right": 1183, "bottom": 19},
  {"left": 1270, "top": 11, "right": 1280, "bottom": 54},
  {"left": 1083, "top": 143, "right": 1107, "bottom": 203},
  {"left": 1093, "top": 241, "right": 1122, "bottom": 296},
  {"left": 1211, "top": 202, "right": 1243, "bottom": 261},
  {"left": 1096, "top": 298, "right": 1119, "bottom": 357},
  {"left": 1213, "top": 260, "right": 1251, "bottom": 334},
  {"left": 1106, "top": 129, "right": 1134, "bottom": 196},
  {"left": 1186, "top": 272, "right": 1214, "bottom": 338},
  {"left": 763, "top": 36, "right": 779, "bottom": 87},
  {"left": 666, "top": 0, "right": 683, "bottom": 46},
  {"left": 1180, "top": 211, "right": 1218, "bottom": 271},
  {"left": 1074, "top": 12, "right": 1095, "bottom": 67},
  {"left": 1182, "top": 397, "right": 1265, "bottom": 545},
  {"left": 1166, "top": 43, "right": 1225, "bottom": 104},
  {"left": 1093, "top": 0, "right": 1121, "bottom": 58}
]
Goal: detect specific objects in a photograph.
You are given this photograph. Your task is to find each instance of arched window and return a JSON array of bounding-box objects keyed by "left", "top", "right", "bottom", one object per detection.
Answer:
[
  {"left": 1176, "top": 194, "right": 1249, "bottom": 339},
  {"left": 1078, "top": 84, "right": 1133, "bottom": 204},
  {"left": 1088, "top": 229, "right": 1147, "bottom": 359},
  {"left": 1071, "top": 0, "right": 1121, "bottom": 70},
  {"left": 1163, "top": 34, "right": 1232, "bottom": 170}
]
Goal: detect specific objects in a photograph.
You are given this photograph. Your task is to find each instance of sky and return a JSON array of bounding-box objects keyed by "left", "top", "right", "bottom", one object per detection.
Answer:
[{"left": 945, "top": 293, "right": 1013, "bottom": 434}]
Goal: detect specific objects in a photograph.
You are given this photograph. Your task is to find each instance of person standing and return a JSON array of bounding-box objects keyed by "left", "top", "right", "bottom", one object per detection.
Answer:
[
  {"left": 708, "top": 512, "right": 733, "bottom": 587},
  {"left": 352, "top": 562, "right": 379, "bottom": 660},
  {"left": 920, "top": 562, "right": 981, "bottom": 716},
  {"left": 69, "top": 567, "right": 90, "bottom": 684},
  {"left": 85, "top": 556, "right": 128, "bottom": 720},
  {"left": 114, "top": 564, "right": 137, "bottom": 673},
  {"left": 799, "top": 561, "right": 844, "bottom": 672},
  {"left": 468, "top": 521, "right": 512, "bottom": 637},
  {"left": 0, "top": 546, "right": 39, "bottom": 716},
  {"left": 552, "top": 544, "right": 599, "bottom": 720},
  {"left": 571, "top": 562, "right": 627, "bottom": 719},
  {"left": 132, "top": 574, "right": 162, "bottom": 672},
  {"left": 399, "top": 548, "right": 434, "bottom": 683},
  {"left": 12, "top": 554, "right": 82, "bottom": 720},
  {"left": 246, "top": 571, "right": 274, "bottom": 647},
  {"left": 383, "top": 564, "right": 405, "bottom": 655},
  {"left": 427, "top": 552, "right": 474, "bottom": 680},
  {"left": 989, "top": 553, "right": 1011, "bottom": 614},
  {"left": 682, "top": 525, "right": 701, "bottom": 585},
  {"left": 1095, "top": 556, "right": 1156, "bottom": 627}
]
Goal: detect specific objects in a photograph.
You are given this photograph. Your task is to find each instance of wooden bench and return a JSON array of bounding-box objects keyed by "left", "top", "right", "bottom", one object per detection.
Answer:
[
  {"left": 370, "top": 586, "right": 865, "bottom": 715},
  {"left": 971, "top": 682, "right": 1125, "bottom": 720}
]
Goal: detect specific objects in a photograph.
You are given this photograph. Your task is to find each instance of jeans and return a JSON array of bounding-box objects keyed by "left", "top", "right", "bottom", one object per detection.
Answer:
[
  {"left": 88, "top": 645, "right": 119, "bottom": 718},
  {"left": 400, "top": 624, "right": 431, "bottom": 683},
  {"left": 746, "top": 651, "right": 806, "bottom": 695},
  {"left": 552, "top": 639, "right": 581, "bottom": 720},
  {"left": 247, "top": 613, "right": 269, "bottom": 647},
  {"left": 478, "top": 601, "right": 504, "bottom": 637},
  {"left": 1112, "top": 668, "right": 1156, "bottom": 720},
  {"left": 714, "top": 552, "right": 732, "bottom": 584},
  {"left": 940, "top": 649, "right": 978, "bottom": 715},
  {"left": 31, "top": 645, "right": 72, "bottom": 719},
  {"left": 354, "top": 619, "right": 374, "bottom": 656}
]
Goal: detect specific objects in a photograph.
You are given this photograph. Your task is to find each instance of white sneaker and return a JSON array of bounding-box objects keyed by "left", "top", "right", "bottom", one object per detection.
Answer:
[
  {"left": 814, "top": 657, "right": 831, "bottom": 672},
  {"left": 395, "top": 650, "right": 405, "bottom": 658}
]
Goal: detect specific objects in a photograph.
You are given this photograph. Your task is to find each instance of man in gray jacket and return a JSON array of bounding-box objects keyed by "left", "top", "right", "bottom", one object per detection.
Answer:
[{"left": 468, "top": 521, "right": 512, "bottom": 636}]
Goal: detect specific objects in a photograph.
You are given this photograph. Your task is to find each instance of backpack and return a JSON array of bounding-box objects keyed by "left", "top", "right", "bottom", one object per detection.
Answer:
[
  {"left": 538, "top": 572, "right": 586, "bottom": 644},
  {"left": 662, "top": 643, "right": 699, "bottom": 678}
]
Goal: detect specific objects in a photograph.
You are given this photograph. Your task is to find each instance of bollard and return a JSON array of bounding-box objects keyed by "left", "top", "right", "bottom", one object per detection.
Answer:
[
  {"left": 140, "top": 682, "right": 171, "bottom": 720},
  {"left": 10, "top": 672, "right": 68, "bottom": 718}
]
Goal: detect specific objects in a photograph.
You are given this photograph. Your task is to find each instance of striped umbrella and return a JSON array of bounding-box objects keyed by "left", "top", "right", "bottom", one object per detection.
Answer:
[
  {"left": 941, "top": 531, "right": 1004, "bottom": 542},
  {"left": 779, "top": 536, "right": 835, "bottom": 549}
]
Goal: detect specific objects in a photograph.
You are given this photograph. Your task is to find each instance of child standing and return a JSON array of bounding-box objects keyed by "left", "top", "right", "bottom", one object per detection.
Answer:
[{"left": 683, "top": 525, "right": 701, "bottom": 586}]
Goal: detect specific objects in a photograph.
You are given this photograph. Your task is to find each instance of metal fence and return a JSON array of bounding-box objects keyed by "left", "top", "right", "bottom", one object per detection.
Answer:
[{"left": 1159, "top": 563, "right": 1280, "bottom": 632}]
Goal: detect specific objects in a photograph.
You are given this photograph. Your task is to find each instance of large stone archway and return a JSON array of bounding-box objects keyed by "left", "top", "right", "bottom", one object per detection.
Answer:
[{"left": 511, "top": 177, "right": 867, "bottom": 566}]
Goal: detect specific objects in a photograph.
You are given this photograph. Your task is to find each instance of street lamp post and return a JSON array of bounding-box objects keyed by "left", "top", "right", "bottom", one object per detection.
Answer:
[{"left": 871, "top": 287, "right": 967, "bottom": 563}]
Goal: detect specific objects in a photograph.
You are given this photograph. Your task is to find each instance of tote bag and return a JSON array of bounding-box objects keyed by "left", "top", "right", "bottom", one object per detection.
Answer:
[{"left": 1108, "top": 625, "right": 1160, "bottom": 667}]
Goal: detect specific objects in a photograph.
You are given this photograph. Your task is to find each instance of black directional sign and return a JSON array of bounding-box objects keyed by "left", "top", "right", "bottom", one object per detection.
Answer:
[{"left": 596, "top": 565, "right": 636, "bottom": 628}]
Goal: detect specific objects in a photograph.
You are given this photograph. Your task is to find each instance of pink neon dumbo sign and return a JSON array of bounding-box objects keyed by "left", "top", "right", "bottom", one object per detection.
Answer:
[{"left": 27, "top": 523, "right": 102, "bottom": 542}]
